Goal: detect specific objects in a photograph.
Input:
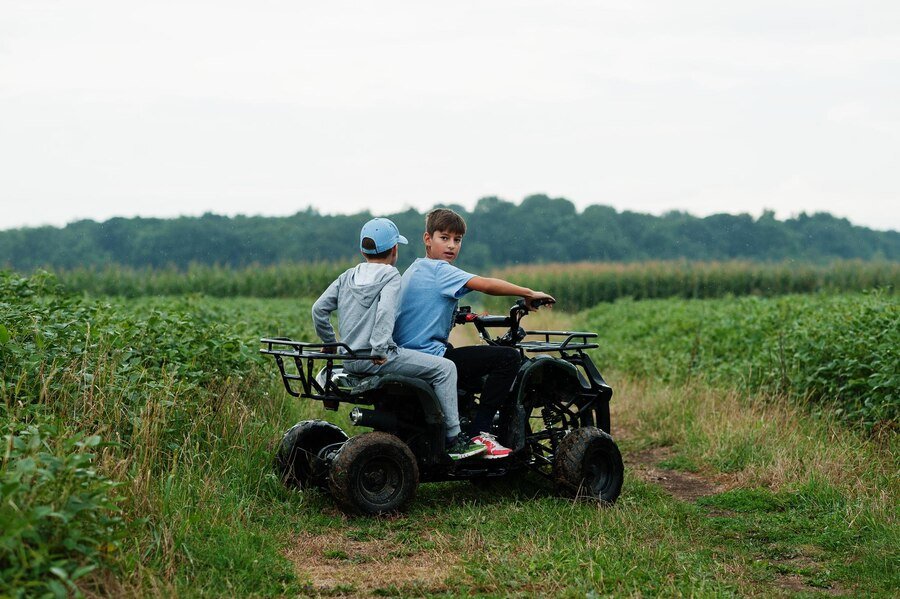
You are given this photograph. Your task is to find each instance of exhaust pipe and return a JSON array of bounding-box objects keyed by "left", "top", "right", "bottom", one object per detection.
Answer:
[{"left": 349, "top": 407, "right": 398, "bottom": 430}]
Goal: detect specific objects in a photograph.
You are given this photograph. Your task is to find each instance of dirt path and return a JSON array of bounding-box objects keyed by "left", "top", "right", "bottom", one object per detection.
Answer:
[
  {"left": 284, "top": 530, "right": 458, "bottom": 596},
  {"left": 625, "top": 445, "right": 724, "bottom": 501}
]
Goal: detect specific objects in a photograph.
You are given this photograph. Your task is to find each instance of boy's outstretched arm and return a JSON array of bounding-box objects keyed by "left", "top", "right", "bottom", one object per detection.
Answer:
[
  {"left": 311, "top": 278, "right": 340, "bottom": 344},
  {"left": 465, "top": 276, "right": 555, "bottom": 308}
]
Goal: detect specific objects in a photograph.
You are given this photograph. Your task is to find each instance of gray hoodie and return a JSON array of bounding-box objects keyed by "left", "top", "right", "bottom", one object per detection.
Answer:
[{"left": 311, "top": 263, "right": 401, "bottom": 360}]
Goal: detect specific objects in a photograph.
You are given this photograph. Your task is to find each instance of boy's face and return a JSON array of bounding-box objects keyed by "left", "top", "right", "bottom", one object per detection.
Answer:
[{"left": 424, "top": 229, "right": 463, "bottom": 263}]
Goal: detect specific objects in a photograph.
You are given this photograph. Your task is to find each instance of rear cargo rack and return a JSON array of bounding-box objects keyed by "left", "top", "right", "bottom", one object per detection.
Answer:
[{"left": 260, "top": 337, "right": 373, "bottom": 402}]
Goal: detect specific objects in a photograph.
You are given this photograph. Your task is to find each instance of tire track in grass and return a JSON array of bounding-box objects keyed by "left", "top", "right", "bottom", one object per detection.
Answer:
[
  {"left": 626, "top": 445, "right": 724, "bottom": 502},
  {"left": 612, "top": 377, "right": 860, "bottom": 596}
]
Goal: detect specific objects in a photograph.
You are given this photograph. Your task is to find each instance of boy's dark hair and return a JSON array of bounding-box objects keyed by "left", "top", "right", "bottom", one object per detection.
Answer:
[
  {"left": 426, "top": 208, "right": 466, "bottom": 236},
  {"left": 361, "top": 236, "right": 393, "bottom": 259}
]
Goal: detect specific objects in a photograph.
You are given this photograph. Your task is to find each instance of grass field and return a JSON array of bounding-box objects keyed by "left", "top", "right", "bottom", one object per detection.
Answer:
[{"left": 2, "top": 270, "right": 897, "bottom": 597}]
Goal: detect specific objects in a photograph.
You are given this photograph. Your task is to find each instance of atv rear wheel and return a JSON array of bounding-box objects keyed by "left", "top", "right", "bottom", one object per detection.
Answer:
[
  {"left": 275, "top": 420, "right": 348, "bottom": 489},
  {"left": 554, "top": 426, "right": 624, "bottom": 504},
  {"left": 328, "top": 432, "right": 419, "bottom": 515}
]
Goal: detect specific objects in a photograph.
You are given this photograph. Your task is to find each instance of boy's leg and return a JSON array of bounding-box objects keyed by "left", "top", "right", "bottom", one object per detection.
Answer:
[
  {"left": 348, "top": 348, "right": 462, "bottom": 438},
  {"left": 443, "top": 345, "right": 521, "bottom": 434}
]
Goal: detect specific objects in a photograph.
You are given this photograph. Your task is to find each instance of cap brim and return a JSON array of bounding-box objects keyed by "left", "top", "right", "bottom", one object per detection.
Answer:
[{"left": 397, "top": 234, "right": 409, "bottom": 245}]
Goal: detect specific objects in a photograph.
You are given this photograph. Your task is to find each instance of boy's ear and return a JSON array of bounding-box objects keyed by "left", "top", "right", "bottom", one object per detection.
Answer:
[{"left": 422, "top": 231, "right": 430, "bottom": 244}]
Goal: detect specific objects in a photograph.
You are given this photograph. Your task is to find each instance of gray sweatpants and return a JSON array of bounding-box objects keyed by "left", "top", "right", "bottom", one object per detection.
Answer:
[{"left": 344, "top": 347, "right": 460, "bottom": 438}]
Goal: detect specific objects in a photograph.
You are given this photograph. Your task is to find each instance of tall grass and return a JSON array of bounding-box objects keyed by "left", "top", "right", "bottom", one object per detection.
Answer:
[
  {"left": 0, "top": 271, "right": 313, "bottom": 596},
  {"left": 489, "top": 259, "right": 899, "bottom": 311}
]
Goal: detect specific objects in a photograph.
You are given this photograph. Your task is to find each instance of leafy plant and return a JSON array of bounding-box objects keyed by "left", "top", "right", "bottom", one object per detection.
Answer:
[
  {"left": 582, "top": 292, "right": 899, "bottom": 428},
  {"left": 0, "top": 424, "right": 123, "bottom": 598}
]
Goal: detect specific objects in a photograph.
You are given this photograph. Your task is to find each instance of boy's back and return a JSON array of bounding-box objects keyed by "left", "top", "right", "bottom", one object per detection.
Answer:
[{"left": 312, "top": 262, "right": 400, "bottom": 359}]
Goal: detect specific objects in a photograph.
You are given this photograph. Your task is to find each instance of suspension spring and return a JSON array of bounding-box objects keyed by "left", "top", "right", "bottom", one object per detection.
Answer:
[{"left": 542, "top": 405, "right": 563, "bottom": 451}]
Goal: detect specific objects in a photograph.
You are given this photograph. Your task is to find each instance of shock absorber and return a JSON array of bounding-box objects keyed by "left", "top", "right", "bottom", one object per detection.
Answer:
[{"left": 542, "top": 404, "right": 562, "bottom": 451}]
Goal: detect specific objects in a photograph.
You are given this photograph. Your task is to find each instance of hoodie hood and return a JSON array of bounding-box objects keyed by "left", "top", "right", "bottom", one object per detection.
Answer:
[{"left": 344, "top": 263, "right": 398, "bottom": 308}]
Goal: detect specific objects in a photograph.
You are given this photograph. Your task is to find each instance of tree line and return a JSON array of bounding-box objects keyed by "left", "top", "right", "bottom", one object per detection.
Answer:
[{"left": 2, "top": 195, "right": 897, "bottom": 271}]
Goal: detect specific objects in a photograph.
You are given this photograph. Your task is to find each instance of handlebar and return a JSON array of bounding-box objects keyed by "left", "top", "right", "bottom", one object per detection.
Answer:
[
  {"left": 455, "top": 297, "right": 557, "bottom": 347},
  {"left": 454, "top": 297, "right": 555, "bottom": 326}
]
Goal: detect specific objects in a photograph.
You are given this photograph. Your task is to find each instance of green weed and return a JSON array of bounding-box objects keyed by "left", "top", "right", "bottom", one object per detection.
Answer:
[{"left": 657, "top": 454, "right": 700, "bottom": 473}]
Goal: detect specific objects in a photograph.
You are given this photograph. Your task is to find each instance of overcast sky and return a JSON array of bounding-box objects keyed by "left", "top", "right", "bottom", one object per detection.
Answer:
[{"left": 1, "top": 1, "right": 899, "bottom": 231}]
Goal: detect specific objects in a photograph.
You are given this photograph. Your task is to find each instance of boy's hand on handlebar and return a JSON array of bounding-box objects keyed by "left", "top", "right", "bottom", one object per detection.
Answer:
[
  {"left": 372, "top": 356, "right": 387, "bottom": 365},
  {"left": 525, "top": 292, "right": 556, "bottom": 310}
]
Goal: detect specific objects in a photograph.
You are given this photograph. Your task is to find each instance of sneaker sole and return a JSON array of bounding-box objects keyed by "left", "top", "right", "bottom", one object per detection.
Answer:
[
  {"left": 481, "top": 452, "right": 512, "bottom": 459},
  {"left": 449, "top": 447, "right": 486, "bottom": 460}
]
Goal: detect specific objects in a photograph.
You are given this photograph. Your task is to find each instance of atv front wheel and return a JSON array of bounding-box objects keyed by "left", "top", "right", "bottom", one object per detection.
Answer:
[
  {"left": 275, "top": 420, "right": 348, "bottom": 489},
  {"left": 553, "top": 426, "right": 624, "bottom": 504},
  {"left": 328, "top": 432, "right": 419, "bottom": 515}
]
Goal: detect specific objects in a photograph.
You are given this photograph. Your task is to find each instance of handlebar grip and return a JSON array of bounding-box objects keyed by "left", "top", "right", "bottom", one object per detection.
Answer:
[
  {"left": 478, "top": 315, "right": 512, "bottom": 326},
  {"left": 517, "top": 297, "right": 556, "bottom": 310}
]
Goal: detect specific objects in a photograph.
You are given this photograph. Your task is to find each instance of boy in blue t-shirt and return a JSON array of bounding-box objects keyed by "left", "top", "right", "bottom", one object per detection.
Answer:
[{"left": 394, "top": 209, "right": 555, "bottom": 458}]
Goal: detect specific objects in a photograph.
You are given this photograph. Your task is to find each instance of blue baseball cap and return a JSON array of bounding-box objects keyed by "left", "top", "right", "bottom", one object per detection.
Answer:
[{"left": 360, "top": 218, "right": 408, "bottom": 254}]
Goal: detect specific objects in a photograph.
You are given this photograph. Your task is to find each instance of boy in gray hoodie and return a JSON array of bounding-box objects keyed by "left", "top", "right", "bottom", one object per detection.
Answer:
[{"left": 311, "top": 217, "right": 485, "bottom": 460}]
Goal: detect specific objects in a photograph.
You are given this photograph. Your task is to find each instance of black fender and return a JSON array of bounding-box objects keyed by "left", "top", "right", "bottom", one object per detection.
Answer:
[
  {"left": 512, "top": 355, "right": 586, "bottom": 406},
  {"left": 501, "top": 357, "right": 576, "bottom": 451},
  {"left": 351, "top": 374, "right": 445, "bottom": 426},
  {"left": 350, "top": 373, "right": 448, "bottom": 465},
  {"left": 506, "top": 355, "right": 613, "bottom": 449}
]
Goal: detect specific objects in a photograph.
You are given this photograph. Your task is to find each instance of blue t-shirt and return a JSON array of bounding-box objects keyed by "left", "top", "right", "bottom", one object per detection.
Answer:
[{"left": 394, "top": 258, "right": 475, "bottom": 356}]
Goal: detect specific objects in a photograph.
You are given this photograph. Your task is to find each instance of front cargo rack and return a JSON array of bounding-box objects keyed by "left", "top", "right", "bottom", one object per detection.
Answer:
[{"left": 518, "top": 330, "right": 599, "bottom": 354}]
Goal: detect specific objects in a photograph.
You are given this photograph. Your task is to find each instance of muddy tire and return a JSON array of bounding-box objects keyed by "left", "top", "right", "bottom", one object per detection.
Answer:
[
  {"left": 275, "top": 420, "right": 348, "bottom": 489},
  {"left": 328, "top": 432, "right": 419, "bottom": 515},
  {"left": 553, "top": 426, "right": 624, "bottom": 504}
]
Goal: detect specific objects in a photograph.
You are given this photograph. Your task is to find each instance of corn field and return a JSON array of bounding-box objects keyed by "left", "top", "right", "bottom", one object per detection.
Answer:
[
  {"left": 46, "top": 259, "right": 900, "bottom": 306},
  {"left": 487, "top": 259, "right": 899, "bottom": 311}
]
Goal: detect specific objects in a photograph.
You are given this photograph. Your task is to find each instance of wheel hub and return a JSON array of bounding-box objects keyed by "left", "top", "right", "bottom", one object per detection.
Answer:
[
  {"left": 362, "top": 468, "right": 388, "bottom": 489},
  {"left": 358, "top": 457, "right": 402, "bottom": 504}
]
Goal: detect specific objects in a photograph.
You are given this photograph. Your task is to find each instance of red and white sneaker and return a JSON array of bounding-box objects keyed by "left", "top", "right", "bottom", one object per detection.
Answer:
[{"left": 471, "top": 432, "right": 512, "bottom": 459}]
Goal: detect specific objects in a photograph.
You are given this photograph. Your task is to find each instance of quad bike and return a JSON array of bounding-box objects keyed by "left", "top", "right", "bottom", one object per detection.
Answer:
[{"left": 261, "top": 299, "right": 624, "bottom": 515}]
